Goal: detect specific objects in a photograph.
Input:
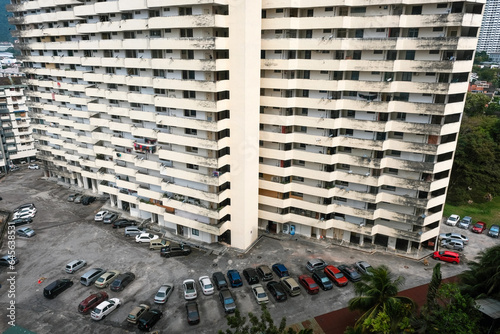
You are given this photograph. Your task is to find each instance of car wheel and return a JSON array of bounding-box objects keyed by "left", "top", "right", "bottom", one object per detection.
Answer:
[
  {"left": 116, "top": 304, "right": 120, "bottom": 308},
  {"left": 102, "top": 315, "right": 106, "bottom": 320},
  {"left": 125, "top": 234, "right": 130, "bottom": 237},
  {"left": 453, "top": 261, "right": 458, "bottom": 265}
]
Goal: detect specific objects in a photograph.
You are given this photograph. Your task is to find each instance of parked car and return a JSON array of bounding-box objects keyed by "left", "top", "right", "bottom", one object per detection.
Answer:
[
  {"left": 488, "top": 225, "right": 500, "bottom": 238},
  {"left": 355, "top": 261, "right": 373, "bottom": 275},
  {"left": 183, "top": 279, "right": 197, "bottom": 300},
  {"left": 186, "top": 301, "right": 200, "bottom": 325},
  {"left": 65, "top": 259, "right": 86, "bottom": 274},
  {"left": 28, "top": 163, "right": 39, "bottom": 170},
  {"left": 94, "top": 270, "right": 120, "bottom": 288},
  {"left": 472, "top": 221, "right": 487, "bottom": 234},
  {"left": 149, "top": 239, "right": 170, "bottom": 251},
  {"left": 338, "top": 264, "right": 362, "bottom": 282},
  {"left": 439, "top": 233, "right": 469, "bottom": 245},
  {"left": 432, "top": 250, "right": 460, "bottom": 264},
  {"left": 13, "top": 207, "right": 36, "bottom": 219},
  {"left": 43, "top": 279, "right": 73, "bottom": 299},
  {"left": 94, "top": 210, "right": 108, "bottom": 222},
  {"left": 298, "top": 275, "right": 320, "bottom": 295},
  {"left": 280, "top": 277, "right": 301, "bottom": 297},
  {"left": 14, "top": 203, "right": 36, "bottom": 212},
  {"left": 124, "top": 226, "right": 145, "bottom": 237},
  {"left": 154, "top": 284, "right": 174, "bottom": 304},
  {"left": 440, "top": 239, "right": 464, "bottom": 251},
  {"left": 81, "top": 196, "right": 96, "bottom": 205},
  {"left": 127, "top": 304, "right": 150, "bottom": 324},
  {"left": 306, "top": 258, "right": 328, "bottom": 273},
  {"left": 16, "top": 227, "right": 35, "bottom": 238},
  {"left": 458, "top": 216, "right": 472, "bottom": 229},
  {"left": 103, "top": 212, "right": 118, "bottom": 224},
  {"left": 251, "top": 284, "right": 269, "bottom": 304},
  {"left": 8, "top": 218, "right": 32, "bottom": 227},
  {"left": 446, "top": 214, "right": 460, "bottom": 226},
  {"left": 74, "top": 195, "right": 83, "bottom": 204},
  {"left": 160, "top": 244, "right": 192, "bottom": 257},
  {"left": 312, "top": 270, "right": 333, "bottom": 290},
  {"left": 136, "top": 233, "right": 159, "bottom": 243},
  {"left": 137, "top": 309, "right": 163, "bottom": 331},
  {"left": 212, "top": 272, "right": 228, "bottom": 290},
  {"left": 67, "top": 193, "right": 79, "bottom": 202},
  {"left": 199, "top": 276, "right": 215, "bottom": 295},
  {"left": 112, "top": 219, "right": 137, "bottom": 228},
  {"left": 243, "top": 268, "right": 259, "bottom": 285},
  {"left": 219, "top": 288, "right": 236, "bottom": 313},
  {"left": 78, "top": 292, "right": 109, "bottom": 314},
  {"left": 266, "top": 280, "right": 287, "bottom": 302},
  {"left": 272, "top": 263, "right": 290, "bottom": 278},
  {"left": 110, "top": 272, "right": 135, "bottom": 291},
  {"left": 324, "top": 265, "right": 348, "bottom": 287},
  {"left": 227, "top": 270, "right": 243, "bottom": 288},
  {"left": 91, "top": 298, "right": 121, "bottom": 321},
  {"left": 256, "top": 265, "right": 273, "bottom": 281}
]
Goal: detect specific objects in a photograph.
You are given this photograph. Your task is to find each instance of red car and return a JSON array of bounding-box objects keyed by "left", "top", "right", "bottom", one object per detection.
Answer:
[
  {"left": 78, "top": 292, "right": 109, "bottom": 314},
  {"left": 432, "top": 251, "right": 460, "bottom": 264},
  {"left": 324, "top": 265, "right": 348, "bottom": 287},
  {"left": 472, "top": 221, "right": 486, "bottom": 234},
  {"left": 298, "top": 275, "right": 319, "bottom": 295}
]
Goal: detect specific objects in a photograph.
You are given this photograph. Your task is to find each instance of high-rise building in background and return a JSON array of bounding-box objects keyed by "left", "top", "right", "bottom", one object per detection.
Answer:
[
  {"left": 7, "top": 1, "right": 484, "bottom": 252},
  {"left": 477, "top": 0, "right": 500, "bottom": 54},
  {"left": 0, "top": 76, "right": 36, "bottom": 172}
]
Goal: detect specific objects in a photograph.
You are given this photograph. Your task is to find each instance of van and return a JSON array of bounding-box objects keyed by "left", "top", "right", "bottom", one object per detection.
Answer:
[
  {"left": 43, "top": 279, "right": 73, "bottom": 299},
  {"left": 65, "top": 259, "right": 87, "bottom": 274},
  {"left": 125, "top": 226, "right": 145, "bottom": 237},
  {"left": 280, "top": 277, "right": 301, "bottom": 297},
  {"left": 149, "top": 239, "right": 170, "bottom": 250},
  {"left": 80, "top": 268, "right": 106, "bottom": 286}
]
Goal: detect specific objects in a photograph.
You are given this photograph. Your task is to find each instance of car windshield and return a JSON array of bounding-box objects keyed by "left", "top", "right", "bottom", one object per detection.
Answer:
[
  {"left": 96, "top": 277, "right": 104, "bottom": 283},
  {"left": 93, "top": 309, "right": 101, "bottom": 314},
  {"left": 492, "top": 226, "right": 500, "bottom": 231},
  {"left": 218, "top": 280, "right": 226, "bottom": 285},
  {"left": 157, "top": 292, "right": 165, "bottom": 298},
  {"left": 205, "top": 283, "right": 213, "bottom": 289},
  {"left": 474, "top": 223, "right": 482, "bottom": 228},
  {"left": 310, "top": 282, "right": 319, "bottom": 288},
  {"left": 112, "top": 280, "right": 121, "bottom": 286},
  {"left": 234, "top": 279, "right": 242, "bottom": 284},
  {"left": 128, "top": 314, "right": 136, "bottom": 320},
  {"left": 321, "top": 277, "right": 330, "bottom": 283},
  {"left": 450, "top": 216, "right": 458, "bottom": 221},
  {"left": 224, "top": 298, "right": 234, "bottom": 304},
  {"left": 334, "top": 273, "right": 344, "bottom": 279},
  {"left": 258, "top": 292, "right": 266, "bottom": 298}
]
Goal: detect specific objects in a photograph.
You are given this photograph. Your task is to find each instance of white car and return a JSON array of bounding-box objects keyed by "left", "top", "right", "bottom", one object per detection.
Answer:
[
  {"left": 183, "top": 279, "right": 197, "bottom": 300},
  {"left": 135, "top": 233, "right": 159, "bottom": 243},
  {"left": 13, "top": 208, "right": 36, "bottom": 219},
  {"left": 446, "top": 214, "right": 460, "bottom": 226},
  {"left": 94, "top": 210, "right": 108, "bottom": 222},
  {"left": 91, "top": 298, "right": 121, "bottom": 321},
  {"left": 198, "top": 276, "right": 215, "bottom": 295},
  {"left": 28, "top": 164, "right": 40, "bottom": 170},
  {"left": 251, "top": 284, "right": 269, "bottom": 304}
]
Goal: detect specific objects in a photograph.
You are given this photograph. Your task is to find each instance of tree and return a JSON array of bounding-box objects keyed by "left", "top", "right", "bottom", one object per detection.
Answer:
[
  {"left": 460, "top": 244, "right": 500, "bottom": 299},
  {"left": 219, "top": 304, "right": 313, "bottom": 334},
  {"left": 464, "top": 92, "right": 491, "bottom": 116},
  {"left": 347, "top": 265, "right": 416, "bottom": 333},
  {"left": 474, "top": 51, "right": 491, "bottom": 64}
]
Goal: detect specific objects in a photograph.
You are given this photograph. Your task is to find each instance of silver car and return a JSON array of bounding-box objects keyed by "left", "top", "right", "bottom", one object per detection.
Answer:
[
  {"left": 154, "top": 284, "right": 174, "bottom": 304},
  {"left": 16, "top": 227, "right": 36, "bottom": 238},
  {"left": 440, "top": 239, "right": 464, "bottom": 251},
  {"left": 438, "top": 233, "right": 469, "bottom": 245}
]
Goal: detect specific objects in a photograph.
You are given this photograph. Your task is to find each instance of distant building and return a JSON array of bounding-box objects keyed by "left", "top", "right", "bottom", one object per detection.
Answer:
[
  {"left": 468, "top": 81, "right": 496, "bottom": 96},
  {"left": 477, "top": 0, "right": 500, "bottom": 54}
]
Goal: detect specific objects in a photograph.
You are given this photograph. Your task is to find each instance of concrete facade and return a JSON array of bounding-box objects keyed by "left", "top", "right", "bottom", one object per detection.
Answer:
[
  {"left": 8, "top": 0, "right": 484, "bottom": 252},
  {"left": 477, "top": 0, "right": 500, "bottom": 54}
]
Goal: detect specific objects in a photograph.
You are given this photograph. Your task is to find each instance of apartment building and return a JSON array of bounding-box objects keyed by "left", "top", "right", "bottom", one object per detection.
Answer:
[
  {"left": 8, "top": 0, "right": 483, "bottom": 253},
  {"left": 0, "top": 76, "right": 36, "bottom": 172},
  {"left": 477, "top": 0, "right": 500, "bottom": 54}
]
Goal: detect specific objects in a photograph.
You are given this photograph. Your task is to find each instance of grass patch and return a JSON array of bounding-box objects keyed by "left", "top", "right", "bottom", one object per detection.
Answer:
[{"left": 444, "top": 197, "right": 500, "bottom": 227}]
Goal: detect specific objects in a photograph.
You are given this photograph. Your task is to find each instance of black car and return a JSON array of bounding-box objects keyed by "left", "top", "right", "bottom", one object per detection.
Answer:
[
  {"left": 110, "top": 272, "right": 135, "bottom": 291},
  {"left": 266, "top": 281, "right": 287, "bottom": 302},
  {"left": 312, "top": 270, "right": 333, "bottom": 290},
  {"left": 8, "top": 217, "right": 33, "bottom": 227},
  {"left": 338, "top": 265, "right": 362, "bottom": 282},
  {"left": 43, "top": 279, "right": 73, "bottom": 299},
  {"left": 160, "top": 245, "right": 191, "bottom": 258},
  {"left": 112, "top": 219, "right": 137, "bottom": 228},
  {"left": 186, "top": 301, "right": 200, "bottom": 325},
  {"left": 219, "top": 288, "right": 236, "bottom": 313},
  {"left": 243, "top": 268, "right": 259, "bottom": 285},
  {"left": 81, "top": 196, "right": 96, "bottom": 205},
  {"left": 137, "top": 309, "right": 163, "bottom": 331},
  {"left": 212, "top": 271, "right": 228, "bottom": 290}
]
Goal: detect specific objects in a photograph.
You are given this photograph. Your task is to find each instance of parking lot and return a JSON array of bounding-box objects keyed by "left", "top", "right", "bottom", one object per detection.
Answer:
[{"left": 0, "top": 168, "right": 498, "bottom": 333}]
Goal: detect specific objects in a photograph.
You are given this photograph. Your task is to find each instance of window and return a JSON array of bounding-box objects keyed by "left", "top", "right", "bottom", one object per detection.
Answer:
[
  {"left": 185, "top": 128, "right": 197, "bottom": 135},
  {"left": 433, "top": 27, "right": 444, "bottom": 32},
  {"left": 401, "top": 72, "right": 412, "bottom": 81},
  {"left": 388, "top": 150, "right": 401, "bottom": 157},
  {"left": 154, "top": 88, "right": 166, "bottom": 94},
  {"left": 186, "top": 146, "right": 198, "bottom": 153},
  {"left": 351, "top": 7, "right": 366, "bottom": 13},
  {"left": 408, "top": 28, "right": 419, "bottom": 37},
  {"left": 429, "top": 50, "right": 439, "bottom": 54},
  {"left": 325, "top": 7, "right": 333, "bottom": 11},
  {"left": 334, "top": 197, "right": 347, "bottom": 202},
  {"left": 386, "top": 168, "right": 398, "bottom": 175},
  {"left": 345, "top": 129, "right": 353, "bottom": 136},
  {"left": 125, "top": 50, "right": 137, "bottom": 58},
  {"left": 187, "top": 164, "right": 199, "bottom": 170},
  {"left": 292, "top": 176, "right": 304, "bottom": 182},
  {"left": 396, "top": 112, "right": 406, "bottom": 121},
  {"left": 276, "top": 8, "right": 283, "bottom": 13},
  {"left": 381, "top": 185, "right": 396, "bottom": 191},
  {"left": 124, "top": 31, "right": 135, "bottom": 39},
  {"left": 153, "top": 69, "right": 165, "bottom": 77},
  {"left": 184, "top": 110, "right": 196, "bottom": 117},
  {"left": 105, "top": 67, "right": 115, "bottom": 74},
  {"left": 291, "top": 191, "right": 303, "bottom": 198},
  {"left": 107, "top": 83, "right": 117, "bottom": 89},
  {"left": 151, "top": 50, "right": 163, "bottom": 58},
  {"left": 393, "top": 132, "right": 404, "bottom": 138},
  {"left": 405, "top": 50, "right": 415, "bottom": 60},
  {"left": 374, "top": 50, "right": 383, "bottom": 54},
  {"left": 150, "top": 30, "right": 162, "bottom": 37},
  {"left": 192, "top": 229, "right": 199, "bottom": 236},
  {"left": 376, "top": 28, "right": 385, "bottom": 33}
]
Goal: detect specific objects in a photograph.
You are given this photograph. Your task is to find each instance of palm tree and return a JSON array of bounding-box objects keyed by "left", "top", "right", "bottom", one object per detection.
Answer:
[
  {"left": 460, "top": 244, "right": 500, "bottom": 299},
  {"left": 348, "top": 265, "right": 416, "bottom": 333}
]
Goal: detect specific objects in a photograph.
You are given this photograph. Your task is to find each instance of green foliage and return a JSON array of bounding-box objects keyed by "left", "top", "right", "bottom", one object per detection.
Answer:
[
  {"left": 464, "top": 93, "right": 491, "bottom": 116},
  {"left": 219, "top": 305, "right": 313, "bottom": 334},
  {"left": 347, "top": 265, "right": 416, "bottom": 333},
  {"left": 448, "top": 114, "right": 500, "bottom": 205},
  {"left": 443, "top": 196, "right": 500, "bottom": 227},
  {"left": 474, "top": 51, "right": 491, "bottom": 64},
  {"left": 460, "top": 244, "right": 500, "bottom": 299}
]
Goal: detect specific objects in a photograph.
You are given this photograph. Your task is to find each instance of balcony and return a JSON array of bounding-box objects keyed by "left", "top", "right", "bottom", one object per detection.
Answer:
[{"left": 133, "top": 140, "right": 157, "bottom": 154}]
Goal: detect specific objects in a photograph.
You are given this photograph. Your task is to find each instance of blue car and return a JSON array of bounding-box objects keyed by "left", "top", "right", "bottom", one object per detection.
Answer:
[
  {"left": 227, "top": 270, "right": 243, "bottom": 288},
  {"left": 272, "top": 263, "right": 290, "bottom": 278}
]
